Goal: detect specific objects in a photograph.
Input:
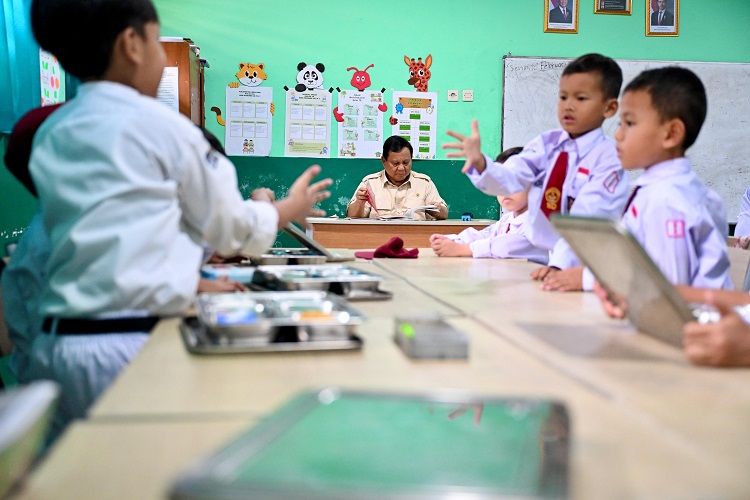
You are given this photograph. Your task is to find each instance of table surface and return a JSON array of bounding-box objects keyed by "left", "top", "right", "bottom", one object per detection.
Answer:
[{"left": 17, "top": 251, "right": 750, "bottom": 499}]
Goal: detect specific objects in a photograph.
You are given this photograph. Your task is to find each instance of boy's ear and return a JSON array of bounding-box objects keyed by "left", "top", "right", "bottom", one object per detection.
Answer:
[
  {"left": 662, "top": 118, "right": 686, "bottom": 150},
  {"left": 118, "top": 26, "right": 145, "bottom": 65},
  {"left": 603, "top": 97, "right": 618, "bottom": 118}
]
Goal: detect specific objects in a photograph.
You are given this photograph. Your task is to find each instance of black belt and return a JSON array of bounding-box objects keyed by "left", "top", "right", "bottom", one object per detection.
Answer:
[{"left": 42, "top": 316, "right": 160, "bottom": 335}]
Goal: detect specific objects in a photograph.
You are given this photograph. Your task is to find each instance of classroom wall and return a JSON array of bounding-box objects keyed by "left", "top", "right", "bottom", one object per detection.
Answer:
[{"left": 1, "top": 0, "right": 749, "bottom": 255}]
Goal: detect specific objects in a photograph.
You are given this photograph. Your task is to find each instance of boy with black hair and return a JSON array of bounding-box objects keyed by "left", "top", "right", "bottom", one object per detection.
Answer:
[
  {"left": 444, "top": 53, "right": 628, "bottom": 287},
  {"left": 26, "top": 0, "right": 331, "bottom": 441},
  {"left": 610, "top": 66, "right": 730, "bottom": 288}
]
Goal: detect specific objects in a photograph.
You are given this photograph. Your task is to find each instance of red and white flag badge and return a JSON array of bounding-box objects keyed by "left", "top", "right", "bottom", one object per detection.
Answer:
[
  {"left": 603, "top": 171, "right": 620, "bottom": 194},
  {"left": 576, "top": 166, "right": 590, "bottom": 176},
  {"left": 666, "top": 219, "right": 685, "bottom": 238}
]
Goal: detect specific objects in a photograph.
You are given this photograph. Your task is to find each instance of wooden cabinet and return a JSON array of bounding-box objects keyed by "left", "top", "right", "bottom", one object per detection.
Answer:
[{"left": 160, "top": 38, "right": 204, "bottom": 126}]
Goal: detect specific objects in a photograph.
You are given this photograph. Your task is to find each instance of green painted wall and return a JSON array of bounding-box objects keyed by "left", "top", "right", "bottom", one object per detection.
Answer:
[{"left": 2, "top": 0, "right": 749, "bottom": 254}]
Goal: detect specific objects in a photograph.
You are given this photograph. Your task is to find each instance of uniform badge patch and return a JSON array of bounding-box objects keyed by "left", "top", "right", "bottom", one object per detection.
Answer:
[
  {"left": 603, "top": 171, "right": 620, "bottom": 194},
  {"left": 544, "top": 187, "right": 561, "bottom": 211},
  {"left": 666, "top": 219, "right": 685, "bottom": 238}
]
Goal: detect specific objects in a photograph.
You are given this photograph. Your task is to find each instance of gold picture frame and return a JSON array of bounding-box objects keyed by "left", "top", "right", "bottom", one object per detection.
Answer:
[
  {"left": 544, "top": 0, "right": 579, "bottom": 34},
  {"left": 594, "top": 0, "right": 631, "bottom": 15},
  {"left": 646, "top": 0, "right": 679, "bottom": 36}
]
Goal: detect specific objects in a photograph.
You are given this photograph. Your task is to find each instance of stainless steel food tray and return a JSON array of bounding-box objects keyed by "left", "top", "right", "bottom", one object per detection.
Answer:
[
  {"left": 179, "top": 317, "right": 363, "bottom": 354},
  {"left": 248, "top": 249, "right": 328, "bottom": 266},
  {"left": 251, "top": 265, "right": 393, "bottom": 301},
  {"left": 195, "top": 291, "right": 366, "bottom": 339}
]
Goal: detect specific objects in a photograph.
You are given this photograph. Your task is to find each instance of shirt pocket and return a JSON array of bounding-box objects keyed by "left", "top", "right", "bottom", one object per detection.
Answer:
[{"left": 569, "top": 165, "right": 590, "bottom": 197}]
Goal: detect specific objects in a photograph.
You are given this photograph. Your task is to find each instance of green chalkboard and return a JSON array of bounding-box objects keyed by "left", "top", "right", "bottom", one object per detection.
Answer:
[
  {"left": 233, "top": 156, "right": 500, "bottom": 221},
  {"left": 169, "top": 388, "right": 570, "bottom": 499}
]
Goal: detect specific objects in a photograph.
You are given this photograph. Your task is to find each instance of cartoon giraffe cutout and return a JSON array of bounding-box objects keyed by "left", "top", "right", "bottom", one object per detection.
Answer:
[{"left": 404, "top": 54, "right": 432, "bottom": 92}]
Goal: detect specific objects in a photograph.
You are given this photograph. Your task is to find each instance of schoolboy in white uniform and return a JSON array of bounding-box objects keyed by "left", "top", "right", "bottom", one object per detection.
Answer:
[
  {"left": 429, "top": 147, "right": 548, "bottom": 264},
  {"left": 614, "top": 67, "right": 731, "bottom": 288},
  {"left": 443, "top": 54, "right": 628, "bottom": 286},
  {"left": 27, "top": 0, "right": 332, "bottom": 441}
]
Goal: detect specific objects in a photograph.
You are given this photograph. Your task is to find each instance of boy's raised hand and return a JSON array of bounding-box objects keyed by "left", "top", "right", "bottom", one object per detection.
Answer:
[
  {"left": 443, "top": 120, "right": 487, "bottom": 174},
  {"left": 274, "top": 165, "right": 332, "bottom": 229}
]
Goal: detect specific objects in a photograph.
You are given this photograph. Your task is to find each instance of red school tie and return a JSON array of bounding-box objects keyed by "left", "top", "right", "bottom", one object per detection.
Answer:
[{"left": 541, "top": 151, "right": 568, "bottom": 219}]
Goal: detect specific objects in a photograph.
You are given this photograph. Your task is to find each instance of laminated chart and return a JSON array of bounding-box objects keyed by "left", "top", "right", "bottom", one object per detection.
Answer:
[
  {"left": 391, "top": 91, "right": 437, "bottom": 160},
  {"left": 337, "top": 90, "right": 385, "bottom": 158},
  {"left": 225, "top": 86, "right": 273, "bottom": 156},
  {"left": 285, "top": 89, "right": 332, "bottom": 158}
]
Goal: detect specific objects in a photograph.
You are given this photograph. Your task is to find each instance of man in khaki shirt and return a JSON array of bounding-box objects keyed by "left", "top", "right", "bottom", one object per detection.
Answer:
[{"left": 347, "top": 136, "right": 448, "bottom": 220}]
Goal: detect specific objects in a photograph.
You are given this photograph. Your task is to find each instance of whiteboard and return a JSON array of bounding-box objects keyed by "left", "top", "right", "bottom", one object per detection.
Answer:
[{"left": 501, "top": 56, "right": 750, "bottom": 222}]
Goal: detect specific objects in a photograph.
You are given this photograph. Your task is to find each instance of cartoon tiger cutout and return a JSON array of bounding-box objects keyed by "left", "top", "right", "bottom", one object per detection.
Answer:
[{"left": 212, "top": 62, "right": 274, "bottom": 125}]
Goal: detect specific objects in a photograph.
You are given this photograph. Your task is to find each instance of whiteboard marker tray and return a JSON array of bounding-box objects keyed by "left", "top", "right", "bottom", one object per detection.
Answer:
[{"left": 251, "top": 265, "right": 393, "bottom": 301}]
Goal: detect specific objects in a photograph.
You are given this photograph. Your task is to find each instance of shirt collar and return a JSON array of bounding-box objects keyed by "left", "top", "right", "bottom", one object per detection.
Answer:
[
  {"left": 552, "top": 127, "right": 604, "bottom": 157},
  {"left": 634, "top": 157, "right": 691, "bottom": 187}
]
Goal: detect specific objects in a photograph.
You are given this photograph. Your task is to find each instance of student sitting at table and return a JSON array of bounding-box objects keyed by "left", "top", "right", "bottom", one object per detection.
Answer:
[
  {"left": 442, "top": 53, "right": 628, "bottom": 287},
  {"left": 428, "top": 147, "right": 547, "bottom": 264},
  {"left": 346, "top": 136, "right": 448, "bottom": 220},
  {"left": 25, "top": 0, "right": 332, "bottom": 443}
]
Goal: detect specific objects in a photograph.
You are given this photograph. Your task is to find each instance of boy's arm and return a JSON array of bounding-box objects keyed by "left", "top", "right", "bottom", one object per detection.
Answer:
[
  {"left": 177, "top": 140, "right": 280, "bottom": 257},
  {"left": 470, "top": 233, "right": 548, "bottom": 262},
  {"left": 445, "top": 122, "right": 545, "bottom": 196}
]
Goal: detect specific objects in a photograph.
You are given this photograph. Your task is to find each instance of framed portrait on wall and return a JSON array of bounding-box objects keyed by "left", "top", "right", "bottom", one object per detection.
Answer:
[
  {"left": 595, "top": 0, "right": 631, "bottom": 15},
  {"left": 646, "top": 0, "right": 679, "bottom": 36},
  {"left": 544, "top": 0, "right": 579, "bottom": 34}
]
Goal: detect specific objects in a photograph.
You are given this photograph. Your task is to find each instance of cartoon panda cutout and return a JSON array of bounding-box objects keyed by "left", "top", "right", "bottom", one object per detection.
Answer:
[{"left": 284, "top": 62, "right": 335, "bottom": 93}]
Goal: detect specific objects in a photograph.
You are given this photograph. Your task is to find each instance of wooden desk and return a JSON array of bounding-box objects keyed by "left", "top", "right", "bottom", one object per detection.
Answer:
[
  {"left": 306, "top": 217, "right": 494, "bottom": 249},
  {"left": 20, "top": 254, "right": 750, "bottom": 498}
]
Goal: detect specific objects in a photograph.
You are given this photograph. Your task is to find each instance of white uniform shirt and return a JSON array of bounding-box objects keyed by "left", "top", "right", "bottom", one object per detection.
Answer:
[
  {"left": 466, "top": 128, "right": 628, "bottom": 269},
  {"left": 446, "top": 211, "right": 548, "bottom": 264},
  {"left": 30, "top": 82, "right": 279, "bottom": 317},
  {"left": 348, "top": 170, "right": 446, "bottom": 219},
  {"left": 735, "top": 186, "right": 750, "bottom": 236},
  {"left": 623, "top": 158, "right": 731, "bottom": 288}
]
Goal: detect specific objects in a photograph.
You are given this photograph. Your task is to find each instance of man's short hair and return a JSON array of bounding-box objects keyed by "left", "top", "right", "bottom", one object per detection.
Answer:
[
  {"left": 382, "top": 136, "right": 413, "bottom": 160},
  {"left": 31, "top": 0, "right": 159, "bottom": 79},
  {"left": 563, "top": 53, "right": 623, "bottom": 101},
  {"left": 624, "top": 66, "right": 707, "bottom": 150}
]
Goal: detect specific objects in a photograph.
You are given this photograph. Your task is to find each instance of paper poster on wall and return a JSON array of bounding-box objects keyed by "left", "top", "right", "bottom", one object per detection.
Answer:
[
  {"left": 284, "top": 89, "right": 331, "bottom": 158},
  {"left": 390, "top": 91, "right": 437, "bottom": 160},
  {"left": 39, "top": 49, "right": 65, "bottom": 105},
  {"left": 336, "top": 90, "right": 384, "bottom": 158},
  {"left": 156, "top": 66, "right": 179, "bottom": 113},
  {"left": 225, "top": 86, "right": 273, "bottom": 156}
]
